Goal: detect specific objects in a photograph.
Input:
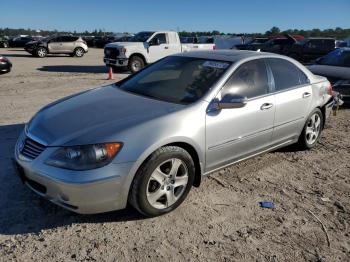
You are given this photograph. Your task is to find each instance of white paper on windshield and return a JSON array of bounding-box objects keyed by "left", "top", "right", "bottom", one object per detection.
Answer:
[{"left": 202, "top": 61, "right": 229, "bottom": 69}]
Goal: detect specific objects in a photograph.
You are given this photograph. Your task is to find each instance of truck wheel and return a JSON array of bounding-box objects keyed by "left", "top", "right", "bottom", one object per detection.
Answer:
[
  {"left": 36, "top": 47, "right": 47, "bottom": 58},
  {"left": 128, "top": 56, "right": 144, "bottom": 74},
  {"left": 129, "top": 146, "right": 195, "bottom": 217},
  {"left": 297, "top": 108, "right": 323, "bottom": 150},
  {"left": 73, "top": 47, "right": 85, "bottom": 57}
]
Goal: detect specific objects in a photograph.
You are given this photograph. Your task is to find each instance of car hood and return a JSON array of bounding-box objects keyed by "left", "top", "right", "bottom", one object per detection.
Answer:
[
  {"left": 105, "top": 42, "right": 145, "bottom": 48},
  {"left": 307, "top": 65, "right": 350, "bottom": 80},
  {"left": 27, "top": 85, "right": 184, "bottom": 146}
]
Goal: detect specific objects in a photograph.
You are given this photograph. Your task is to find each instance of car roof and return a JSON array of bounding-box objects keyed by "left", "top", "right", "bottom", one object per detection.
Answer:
[{"left": 174, "top": 50, "right": 282, "bottom": 62}]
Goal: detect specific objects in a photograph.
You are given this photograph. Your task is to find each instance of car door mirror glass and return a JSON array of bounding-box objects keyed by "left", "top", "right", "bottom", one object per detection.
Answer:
[{"left": 218, "top": 94, "right": 247, "bottom": 109}]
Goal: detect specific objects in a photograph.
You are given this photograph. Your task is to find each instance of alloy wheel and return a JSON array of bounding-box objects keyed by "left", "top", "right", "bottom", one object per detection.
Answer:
[
  {"left": 37, "top": 48, "right": 46, "bottom": 57},
  {"left": 75, "top": 48, "right": 84, "bottom": 57},
  {"left": 305, "top": 113, "right": 321, "bottom": 145},
  {"left": 146, "top": 158, "right": 189, "bottom": 209}
]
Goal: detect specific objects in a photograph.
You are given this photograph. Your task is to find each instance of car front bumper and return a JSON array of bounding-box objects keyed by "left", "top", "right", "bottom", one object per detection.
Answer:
[
  {"left": 14, "top": 133, "right": 135, "bottom": 214},
  {"left": 104, "top": 57, "right": 128, "bottom": 67}
]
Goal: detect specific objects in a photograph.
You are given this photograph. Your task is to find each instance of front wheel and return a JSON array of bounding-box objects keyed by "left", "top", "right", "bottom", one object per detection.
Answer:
[
  {"left": 128, "top": 56, "right": 144, "bottom": 74},
  {"left": 129, "top": 146, "right": 195, "bottom": 217},
  {"left": 297, "top": 108, "right": 323, "bottom": 150},
  {"left": 36, "top": 47, "right": 47, "bottom": 58},
  {"left": 73, "top": 47, "right": 85, "bottom": 57}
]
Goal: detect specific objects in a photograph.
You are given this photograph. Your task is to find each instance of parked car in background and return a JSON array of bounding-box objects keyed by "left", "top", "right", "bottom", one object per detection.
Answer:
[
  {"left": 82, "top": 36, "right": 95, "bottom": 47},
  {"left": 24, "top": 35, "right": 88, "bottom": 57},
  {"left": 260, "top": 35, "right": 297, "bottom": 53},
  {"left": 0, "top": 35, "right": 9, "bottom": 48},
  {"left": 15, "top": 50, "right": 333, "bottom": 216},
  {"left": 8, "top": 36, "right": 34, "bottom": 47},
  {"left": 104, "top": 31, "right": 215, "bottom": 73},
  {"left": 0, "top": 56, "right": 12, "bottom": 74},
  {"left": 336, "top": 40, "right": 347, "bottom": 48},
  {"left": 93, "top": 35, "right": 133, "bottom": 48},
  {"left": 235, "top": 37, "right": 269, "bottom": 50},
  {"left": 283, "top": 38, "right": 335, "bottom": 62},
  {"left": 307, "top": 48, "right": 350, "bottom": 105}
]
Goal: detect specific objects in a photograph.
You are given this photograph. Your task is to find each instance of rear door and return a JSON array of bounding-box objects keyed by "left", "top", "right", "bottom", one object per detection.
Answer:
[
  {"left": 206, "top": 59, "right": 275, "bottom": 171},
  {"left": 266, "top": 58, "right": 312, "bottom": 144}
]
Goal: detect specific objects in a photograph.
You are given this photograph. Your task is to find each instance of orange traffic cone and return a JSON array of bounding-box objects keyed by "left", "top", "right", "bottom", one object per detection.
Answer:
[{"left": 107, "top": 67, "right": 114, "bottom": 80}]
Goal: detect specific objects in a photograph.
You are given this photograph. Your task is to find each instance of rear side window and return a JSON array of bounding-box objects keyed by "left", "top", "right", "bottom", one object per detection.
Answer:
[
  {"left": 267, "top": 58, "right": 309, "bottom": 91},
  {"left": 222, "top": 59, "right": 269, "bottom": 99},
  {"left": 60, "top": 36, "right": 78, "bottom": 42}
]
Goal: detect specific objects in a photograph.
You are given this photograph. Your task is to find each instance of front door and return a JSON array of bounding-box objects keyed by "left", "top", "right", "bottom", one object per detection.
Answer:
[
  {"left": 48, "top": 36, "right": 63, "bottom": 53},
  {"left": 205, "top": 59, "right": 275, "bottom": 171},
  {"left": 148, "top": 33, "right": 170, "bottom": 63}
]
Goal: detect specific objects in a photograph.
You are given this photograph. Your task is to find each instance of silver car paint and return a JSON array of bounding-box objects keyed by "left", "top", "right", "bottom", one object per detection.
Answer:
[{"left": 15, "top": 50, "right": 332, "bottom": 214}]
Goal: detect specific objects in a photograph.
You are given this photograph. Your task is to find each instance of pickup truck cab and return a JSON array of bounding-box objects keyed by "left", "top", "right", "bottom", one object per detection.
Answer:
[{"left": 104, "top": 31, "right": 215, "bottom": 73}]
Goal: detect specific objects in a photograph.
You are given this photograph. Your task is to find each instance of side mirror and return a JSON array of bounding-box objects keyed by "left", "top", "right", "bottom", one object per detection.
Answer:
[
  {"left": 150, "top": 38, "right": 160, "bottom": 46},
  {"left": 217, "top": 94, "right": 247, "bottom": 109}
]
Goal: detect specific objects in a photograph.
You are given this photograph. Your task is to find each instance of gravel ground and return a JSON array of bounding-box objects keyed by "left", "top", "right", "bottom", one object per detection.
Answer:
[{"left": 0, "top": 48, "right": 349, "bottom": 262}]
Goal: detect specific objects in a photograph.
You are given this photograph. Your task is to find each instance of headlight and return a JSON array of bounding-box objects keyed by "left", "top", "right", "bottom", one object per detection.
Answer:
[{"left": 45, "top": 143, "right": 123, "bottom": 170}]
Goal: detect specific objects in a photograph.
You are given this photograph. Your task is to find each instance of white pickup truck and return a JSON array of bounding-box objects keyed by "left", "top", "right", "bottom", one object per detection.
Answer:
[{"left": 103, "top": 31, "right": 215, "bottom": 73}]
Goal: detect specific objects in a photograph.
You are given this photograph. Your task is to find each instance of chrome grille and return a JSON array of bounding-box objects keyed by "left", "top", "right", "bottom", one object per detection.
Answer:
[{"left": 21, "top": 137, "right": 46, "bottom": 160}]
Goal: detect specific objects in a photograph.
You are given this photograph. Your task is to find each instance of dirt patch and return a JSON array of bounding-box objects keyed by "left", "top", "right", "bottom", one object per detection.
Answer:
[{"left": 0, "top": 48, "right": 349, "bottom": 261}]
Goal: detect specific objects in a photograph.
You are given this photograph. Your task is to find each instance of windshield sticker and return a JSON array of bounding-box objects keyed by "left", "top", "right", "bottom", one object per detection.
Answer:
[{"left": 203, "top": 61, "right": 229, "bottom": 69}]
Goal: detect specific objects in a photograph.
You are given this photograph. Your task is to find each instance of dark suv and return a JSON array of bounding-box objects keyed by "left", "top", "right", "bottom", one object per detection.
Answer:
[
  {"left": 284, "top": 38, "right": 335, "bottom": 62},
  {"left": 25, "top": 35, "right": 88, "bottom": 57}
]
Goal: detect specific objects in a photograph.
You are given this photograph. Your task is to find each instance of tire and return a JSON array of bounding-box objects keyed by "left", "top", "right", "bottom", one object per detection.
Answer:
[
  {"left": 128, "top": 55, "right": 144, "bottom": 74},
  {"left": 297, "top": 108, "right": 323, "bottom": 150},
  {"left": 129, "top": 146, "right": 195, "bottom": 217},
  {"left": 73, "top": 47, "right": 85, "bottom": 57},
  {"left": 36, "top": 47, "right": 47, "bottom": 58}
]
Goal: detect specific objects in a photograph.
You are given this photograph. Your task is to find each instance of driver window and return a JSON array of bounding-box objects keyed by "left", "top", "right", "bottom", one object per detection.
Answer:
[
  {"left": 152, "top": 33, "right": 167, "bottom": 45},
  {"left": 222, "top": 59, "right": 269, "bottom": 99}
]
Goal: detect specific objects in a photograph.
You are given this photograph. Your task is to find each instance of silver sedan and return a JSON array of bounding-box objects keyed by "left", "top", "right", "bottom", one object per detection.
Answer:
[{"left": 14, "top": 50, "right": 334, "bottom": 216}]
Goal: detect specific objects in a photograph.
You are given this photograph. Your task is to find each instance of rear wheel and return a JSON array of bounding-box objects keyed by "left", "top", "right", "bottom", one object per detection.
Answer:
[
  {"left": 128, "top": 56, "right": 144, "bottom": 74},
  {"left": 129, "top": 146, "right": 195, "bottom": 217},
  {"left": 36, "top": 47, "right": 47, "bottom": 58},
  {"left": 297, "top": 108, "right": 323, "bottom": 150},
  {"left": 73, "top": 47, "right": 85, "bottom": 57}
]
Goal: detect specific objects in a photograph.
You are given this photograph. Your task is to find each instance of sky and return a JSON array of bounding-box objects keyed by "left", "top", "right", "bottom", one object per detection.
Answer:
[{"left": 0, "top": 0, "right": 349, "bottom": 33}]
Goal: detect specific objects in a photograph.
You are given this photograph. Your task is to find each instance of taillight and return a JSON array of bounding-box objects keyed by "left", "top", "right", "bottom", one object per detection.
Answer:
[{"left": 327, "top": 84, "right": 333, "bottom": 96}]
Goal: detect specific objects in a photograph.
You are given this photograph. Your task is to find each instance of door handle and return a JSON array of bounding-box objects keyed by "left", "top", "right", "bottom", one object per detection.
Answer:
[
  {"left": 303, "top": 92, "right": 311, "bottom": 98},
  {"left": 260, "top": 103, "right": 273, "bottom": 110},
  {"left": 164, "top": 46, "right": 169, "bottom": 49}
]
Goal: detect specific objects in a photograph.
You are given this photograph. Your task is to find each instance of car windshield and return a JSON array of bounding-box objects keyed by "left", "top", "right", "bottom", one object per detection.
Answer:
[
  {"left": 317, "top": 49, "right": 350, "bottom": 67},
  {"left": 129, "top": 31, "right": 155, "bottom": 42},
  {"left": 117, "top": 56, "right": 231, "bottom": 104}
]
